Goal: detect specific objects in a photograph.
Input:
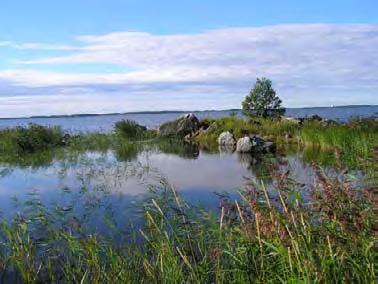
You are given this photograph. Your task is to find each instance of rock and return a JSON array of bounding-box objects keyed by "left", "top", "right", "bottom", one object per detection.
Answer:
[
  {"left": 236, "top": 136, "right": 276, "bottom": 153},
  {"left": 307, "top": 114, "right": 323, "bottom": 121},
  {"left": 320, "top": 118, "right": 338, "bottom": 126},
  {"left": 217, "top": 131, "right": 236, "bottom": 146},
  {"left": 263, "top": 141, "right": 276, "bottom": 152},
  {"left": 158, "top": 113, "right": 200, "bottom": 137},
  {"left": 184, "top": 133, "right": 192, "bottom": 142},
  {"left": 283, "top": 117, "right": 302, "bottom": 124},
  {"left": 236, "top": 137, "right": 254, "bottom": 152}
]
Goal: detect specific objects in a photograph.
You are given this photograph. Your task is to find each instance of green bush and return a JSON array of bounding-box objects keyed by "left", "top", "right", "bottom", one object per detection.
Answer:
[
  {"left": 114, "top": 119, "right": 151, "bottom": 139},
  {"left": 0, "top": 124, "right": 66, "bottom": 154}
]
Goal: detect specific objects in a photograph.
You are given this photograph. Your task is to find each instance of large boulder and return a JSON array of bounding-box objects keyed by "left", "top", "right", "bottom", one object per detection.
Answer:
[
  {"left": 217, "top": 131, "right": 236, "bottom": 146},
  {"left": 236, "top": 136, "right": 275, "bottom": 153},
  {"left": 158, "top": 113, "right": 200, "bottom": 137}
]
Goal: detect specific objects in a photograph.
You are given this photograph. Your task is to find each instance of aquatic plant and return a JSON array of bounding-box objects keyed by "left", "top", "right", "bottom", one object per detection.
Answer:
[
  {"left": 301, "top": 119, "right": 378, "bottom": 172},
  {"left": 0, "top": 166, "right": 373, "bottom": 283},
  {"left": 0, "top": 124, "right": 66, "bottom": 154},
  {"left": 115, "top": 119, "right": 155, "bottom": 140}
]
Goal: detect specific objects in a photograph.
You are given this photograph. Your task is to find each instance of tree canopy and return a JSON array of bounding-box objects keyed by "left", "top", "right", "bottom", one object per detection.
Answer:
[{"left": 242, "top": 78, "right": 285, "bottom": 118}]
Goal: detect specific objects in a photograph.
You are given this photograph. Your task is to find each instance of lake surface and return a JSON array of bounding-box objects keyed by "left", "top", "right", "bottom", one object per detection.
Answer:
[
  {"left": 0, "top": 106, "right": 373, "bottom": 237},
  {"left": 0, "top": 141, "right": 367, "bottom": 239},
  {"left": 0, "top": 105, "right": 377, "bottom": 133}
]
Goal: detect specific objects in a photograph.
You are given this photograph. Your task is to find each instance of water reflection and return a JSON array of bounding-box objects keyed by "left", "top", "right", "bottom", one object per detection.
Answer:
[{"left": 0, "top": 139, "right": 367, "bottom": 232}]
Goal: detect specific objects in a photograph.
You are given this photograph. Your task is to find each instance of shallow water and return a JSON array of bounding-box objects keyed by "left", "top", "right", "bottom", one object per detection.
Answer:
[
  {"left": 0, "top": 105, "right": 377, "bottom": 133},
  {"left": 0, "top": 141, "right": 367, "bottom": 239}
]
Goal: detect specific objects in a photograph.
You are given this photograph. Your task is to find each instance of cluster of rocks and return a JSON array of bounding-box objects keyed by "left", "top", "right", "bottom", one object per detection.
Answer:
[
  {"left": 283, "top": 114, "right": 337, "bottom": 126},
  {"left": 217, "top": 131, "right": 275, "bottom": 153},
  {"left": 156, "top": 113, "right": 276, "bottom": 154}
]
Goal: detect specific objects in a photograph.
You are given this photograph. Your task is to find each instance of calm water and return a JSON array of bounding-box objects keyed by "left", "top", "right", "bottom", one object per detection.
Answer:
[
  {"left": 0, "top": 142, "right": 366, "bottom": 236},
  {"left": 0, "top": 106, "right": 372, "bottom": 236},
  {"left": 0, "top": 105, "right": 377, "bottom": 133}
]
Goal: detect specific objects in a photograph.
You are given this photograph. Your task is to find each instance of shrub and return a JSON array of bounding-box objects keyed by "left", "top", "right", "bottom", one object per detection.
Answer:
[
  {"left": 0, "top": 124, "right": 66, "bottom": 154},
  {"left": 114, "top": 120, "right": 148, "bottom": 139}
]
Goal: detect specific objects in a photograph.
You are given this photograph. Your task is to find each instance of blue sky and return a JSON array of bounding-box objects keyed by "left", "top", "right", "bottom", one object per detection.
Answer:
[{"left": 0, "top": 0, "right": 377, "bottom": 117}]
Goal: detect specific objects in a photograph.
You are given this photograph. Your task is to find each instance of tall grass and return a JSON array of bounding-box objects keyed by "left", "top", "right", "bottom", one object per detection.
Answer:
[
  {"left": 0, "top": 124, "right": 66, "bottom": 154},
  {"left": 194, "top": 117, "right": 377, "bottom": 176},
  {"left": 301, "top": 119, "right": 378, "bottom": 171},
  {"left": 0, "top": 168, "right": 374, "bottom": 283}
]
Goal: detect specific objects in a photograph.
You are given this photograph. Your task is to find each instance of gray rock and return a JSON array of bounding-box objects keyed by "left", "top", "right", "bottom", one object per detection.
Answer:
[
  {"left": 158, "top": 113, "right": 200, "bottom": 137},
  {"left": 236, "top": 137, "right": 254, "bottom": 152},
  {"left": 262, "top": 141, "right": 276, "bottom": 152},
  {"left": 217, "top": 131, "right": 236, "bottom": 146},
  {"left": 236, "top": 136, "right": 276, "bottom": 153},
  {"left": 283, "top": 117, "right": 302, "bottom": 124}
]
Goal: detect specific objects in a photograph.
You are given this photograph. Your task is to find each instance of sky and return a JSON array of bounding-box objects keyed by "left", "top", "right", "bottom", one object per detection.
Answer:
[{"left": 0, "top": 0, "right": 377, "bottom": 117}]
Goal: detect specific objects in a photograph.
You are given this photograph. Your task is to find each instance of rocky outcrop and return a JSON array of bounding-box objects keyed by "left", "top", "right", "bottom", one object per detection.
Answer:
[
  {"left": 158, "top": 113, "right": 200, "bottom": 137},
  {"left": 236, "top": 136, "right": 275, "bottom": 153},
  {"left": 217, "top": 131, "right": 236, "bottom": 146}
]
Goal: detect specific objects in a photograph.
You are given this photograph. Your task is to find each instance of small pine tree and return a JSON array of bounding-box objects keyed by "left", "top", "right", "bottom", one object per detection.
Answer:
[{"left": 242, "top": 77, "right": 285, "bottom": 118}]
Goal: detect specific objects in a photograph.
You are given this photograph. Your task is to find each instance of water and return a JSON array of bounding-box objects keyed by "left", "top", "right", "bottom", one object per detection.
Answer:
[
  {"left": 0, "top": 105, "right": 377, "bottom": 133},
  {"left": 0, "top": 142, "right": 365, "bottom": 235}
]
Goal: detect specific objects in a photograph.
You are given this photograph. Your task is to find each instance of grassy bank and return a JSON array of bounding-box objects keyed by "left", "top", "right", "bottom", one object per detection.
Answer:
[
  {"left": 194, "top": 117, "right": 378, "bottom": 173},
  {"left": 0, "top": 168, "right": 374, "bottom": 283}
]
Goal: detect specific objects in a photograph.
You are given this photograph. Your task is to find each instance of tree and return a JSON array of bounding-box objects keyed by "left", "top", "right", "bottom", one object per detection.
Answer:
[{"left": 242, "top": 77, "right": 285, "bottom": 118}]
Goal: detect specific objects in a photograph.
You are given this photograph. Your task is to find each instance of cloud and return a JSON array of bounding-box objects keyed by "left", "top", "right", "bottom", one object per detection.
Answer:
[
  {"left": 0, "top": 41, "right": 77, "bottom": 51},
  {"left": 0, "top": 24, "right": 377, "bottom": 116}
]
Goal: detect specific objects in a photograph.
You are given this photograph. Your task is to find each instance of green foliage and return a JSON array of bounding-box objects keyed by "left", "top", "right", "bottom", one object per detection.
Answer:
[
  {"left": 0, "top": 124, "right": 66, "bottom": 154},
  {"left": 195, "top": 116, "right": 300, "bottom": 145},
  {"left": 114, "top": 119, "right": 155, "bottom": 140},
  {"left": 0, "top": 171, "right": 374, "bottom": 283},
  {"left": 301, "top": 119, "right": 378, "bottom": 171},
  {"left": 242, "top": 77, "right": 285, "bottom": 118}
]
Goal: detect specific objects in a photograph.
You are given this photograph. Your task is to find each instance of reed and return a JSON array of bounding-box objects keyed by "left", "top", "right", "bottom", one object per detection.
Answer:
[{"left": 0, "top": 168, "right": 373, "bottom": 283}]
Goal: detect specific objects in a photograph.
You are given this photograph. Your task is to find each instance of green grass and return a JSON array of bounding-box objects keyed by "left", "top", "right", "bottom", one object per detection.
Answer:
[
  {"left": 0, "top": 124, "right": 66, "bottom": 154},
  {"left": 115, "top": 119, "right": 157, "bottom": 140},
  {"left": 0, "top": 118, "right": 375, "bottom": 282},
  {"left": 301, "top": 119, "right": 377, "bottom": 168},
  {"left": 195, "top": 117, "right": 301, "bottom": 148},
  {"left": 0, "top": 169, "right": 374, "bottom": 283},
  {"left": 195, "top": 117, "right": 378, "bottom": 175}
]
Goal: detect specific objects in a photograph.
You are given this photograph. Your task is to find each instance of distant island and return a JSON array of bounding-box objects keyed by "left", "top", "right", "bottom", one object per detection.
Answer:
[{"left": 1, "top": 105, "right": 377, "bottom": 120}]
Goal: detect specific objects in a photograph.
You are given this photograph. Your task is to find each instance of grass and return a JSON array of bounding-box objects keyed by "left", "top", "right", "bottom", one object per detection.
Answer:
[
  {"left": 194, "top": 116, "right": 301, "bottom": 149},
  {"left": 0, "top": 124, "right": 66, "bottom": 154},
  {"left": 0, "top": 117, "right": 375, "bottom": 282},
  {"left": 194, "top": 116, "right": 378, "bottom": 174},
  {"left": 0, "top": 167, "right": 374, "bottom": 283},
  {"left": 301, "top": 119, "right": 377, "bottom": 167},
  {"left": 115, "top": 119, "right": 156, "bottom": 140}
]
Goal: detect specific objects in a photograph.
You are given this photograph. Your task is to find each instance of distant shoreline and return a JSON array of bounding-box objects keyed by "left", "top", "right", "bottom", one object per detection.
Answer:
[{"left": 0, "top": 105, "right": 377, "bottom": 120}]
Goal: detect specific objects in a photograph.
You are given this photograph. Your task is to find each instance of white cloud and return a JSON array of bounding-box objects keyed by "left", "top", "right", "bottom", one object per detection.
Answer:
[
  {"left": 0, "top": 41, "right": 77, "bottom": 51},
  {"left": 0, "top": 24, "right": 377, "bottom": 116}
]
